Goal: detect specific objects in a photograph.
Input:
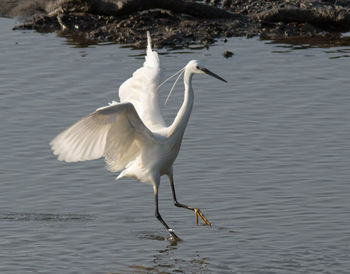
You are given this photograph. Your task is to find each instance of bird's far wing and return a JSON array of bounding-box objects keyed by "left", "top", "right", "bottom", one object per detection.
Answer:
[
  {"left": 118, "top": 31, "right": 166, "bottom": 131},
  {"left": 50, "top": 102, "right": 156, "bottom": 172}
]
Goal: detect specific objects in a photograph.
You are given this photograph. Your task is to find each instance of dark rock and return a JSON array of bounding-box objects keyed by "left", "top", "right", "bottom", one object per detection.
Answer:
[
  {"left": 223, "top": 50, "right": 234, "bottom": 58},
  {"left": 256, "top": 5, "right": 350, "bottom": 31},
  {"left": 222, "top": 0, "right": 231, "bottom": 9},
  {"left": 4, "top": 0, "right": 350, "bottom": 48}
]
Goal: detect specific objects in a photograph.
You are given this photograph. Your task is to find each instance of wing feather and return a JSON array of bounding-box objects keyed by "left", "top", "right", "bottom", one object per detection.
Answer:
[{"left": 50, "top": 103, "right": 155, "bottom": 172}]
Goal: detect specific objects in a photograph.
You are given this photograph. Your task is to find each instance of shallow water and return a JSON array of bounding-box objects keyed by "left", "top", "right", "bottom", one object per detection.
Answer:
[{"left": 1, "top": 17, "right": 350, "bottom": 273}]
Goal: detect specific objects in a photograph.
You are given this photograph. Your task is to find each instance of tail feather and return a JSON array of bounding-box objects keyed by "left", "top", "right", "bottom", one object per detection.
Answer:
[
  {"left": 118, "top": 31, "right": 165, "bottom": 131},
  {"left": 144, "top": 31, "right": 159, "bottom": 69},
  {"left": 147, "top": 31, "right": 152, "bottom": 55}
]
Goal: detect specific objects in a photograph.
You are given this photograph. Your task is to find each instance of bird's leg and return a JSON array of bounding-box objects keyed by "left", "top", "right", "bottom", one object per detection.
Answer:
[
  {"left": 169, "top": 175, "right": 211, "bottom": 226},
  {"left": 154, "top": 186, "right": 180, "bottom": 241}
]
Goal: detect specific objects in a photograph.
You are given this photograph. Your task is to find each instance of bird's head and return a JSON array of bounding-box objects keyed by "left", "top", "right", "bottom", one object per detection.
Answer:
[{"left": 186, "top": 60, "right": 227, "bottom": 82}]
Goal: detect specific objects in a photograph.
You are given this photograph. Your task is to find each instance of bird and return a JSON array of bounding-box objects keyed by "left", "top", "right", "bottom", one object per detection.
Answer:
[{"left": 50, "top": 32, "right": 227, "bottom": 240}]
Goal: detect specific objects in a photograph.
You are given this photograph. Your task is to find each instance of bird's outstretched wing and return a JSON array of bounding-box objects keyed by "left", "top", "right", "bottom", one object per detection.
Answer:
[
  {"left": 118, "top": 31, "right": 166, "bottom": 131},
  {"left": 50, "top": 103, "right": 155, "bottom": 172}
]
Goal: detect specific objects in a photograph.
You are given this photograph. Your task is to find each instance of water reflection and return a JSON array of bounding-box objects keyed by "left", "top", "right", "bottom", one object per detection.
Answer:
[
  {"left": 60, "top": 31, "right": 350, "bottom": 51},
  {"left": 136, "top": 232, "right": 168, "bottom": 242},
  {"left": 262, "top": 33, "right": 350, "bottom": 48},
  {"left": 111, "top": 244, "right": 209, "bottom": 274},
  {"left": 56, "top": 31, "right": 100, "bottom": 48},
  {"left": 270, "top": 43, "right": 350, "bottom": 58},
  {"left": 52, "top": 26, "right": 350, "bottom": 61},
  {"left": 262, "top": 35, "right": 350, "bottom": 58},
  {"left": 325, "top": 48, "right": 350, "bottom": 59}
]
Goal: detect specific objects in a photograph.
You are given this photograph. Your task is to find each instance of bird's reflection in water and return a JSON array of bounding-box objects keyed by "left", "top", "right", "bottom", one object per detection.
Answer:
[
  {"left": 138, "top": 231, "right": 181, "bottom": 246},
  {"left": 111, "top": 241, "right": 209, "bottom": 273}
]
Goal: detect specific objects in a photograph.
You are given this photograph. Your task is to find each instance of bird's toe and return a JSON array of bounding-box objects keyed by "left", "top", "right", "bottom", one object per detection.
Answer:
[{"left": 194, "top": 208, "right": 211, "bottom": 226}]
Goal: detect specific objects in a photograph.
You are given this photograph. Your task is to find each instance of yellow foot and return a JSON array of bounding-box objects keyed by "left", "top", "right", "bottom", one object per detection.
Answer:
[{"left": 194, "top": 208, "right": 211, "bottom": 226}]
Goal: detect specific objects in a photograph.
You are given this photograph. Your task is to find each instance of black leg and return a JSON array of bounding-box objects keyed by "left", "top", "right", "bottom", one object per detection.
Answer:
[
  {"left": 154, "top": 186, "right": 179, "bottom": 240},
  {"left": 169, "top": 174, "right": 194, "bottom": 211},
  {"left": 168, "top": 174, "right": 212, "bottom": 226}
]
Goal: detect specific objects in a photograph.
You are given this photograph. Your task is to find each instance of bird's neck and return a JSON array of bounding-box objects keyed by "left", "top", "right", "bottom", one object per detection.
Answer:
[{"left": 168, "top": 69, "right": 194, "bottom": 138}]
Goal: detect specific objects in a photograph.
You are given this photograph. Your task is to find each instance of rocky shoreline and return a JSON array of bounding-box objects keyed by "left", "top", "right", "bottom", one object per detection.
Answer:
[{"left": 2, "top": 0, "right": 350, "bottom": 48}]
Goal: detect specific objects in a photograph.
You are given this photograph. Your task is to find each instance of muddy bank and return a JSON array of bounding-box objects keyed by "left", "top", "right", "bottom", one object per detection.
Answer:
[{"left": 4, "top": 0, "right": 350, "bottom": 48}]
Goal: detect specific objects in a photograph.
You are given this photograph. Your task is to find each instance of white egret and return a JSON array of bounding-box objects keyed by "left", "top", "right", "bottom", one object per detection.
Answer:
[{"left": 50, "top": 32, "right": 226, "bottom": 240}]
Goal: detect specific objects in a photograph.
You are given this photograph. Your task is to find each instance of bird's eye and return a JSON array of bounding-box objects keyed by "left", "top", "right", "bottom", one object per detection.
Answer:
[{"left": 196, "top": 65, "right": 200, "bottom": 69}]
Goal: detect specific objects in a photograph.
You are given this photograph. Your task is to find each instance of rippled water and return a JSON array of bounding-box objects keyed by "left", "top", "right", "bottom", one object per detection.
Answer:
[{"left": 1, "top": 17, "right": 350, "bottom": 273}]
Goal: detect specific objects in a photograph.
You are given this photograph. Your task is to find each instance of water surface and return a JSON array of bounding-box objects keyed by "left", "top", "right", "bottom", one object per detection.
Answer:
[{"left": 1, "top": 17, "right": 350, "bottom": 273}]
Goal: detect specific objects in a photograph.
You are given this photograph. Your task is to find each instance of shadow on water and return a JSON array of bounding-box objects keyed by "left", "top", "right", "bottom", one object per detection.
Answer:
[{"left": 0, "top": 212, "right": 94, "bottom": 222}]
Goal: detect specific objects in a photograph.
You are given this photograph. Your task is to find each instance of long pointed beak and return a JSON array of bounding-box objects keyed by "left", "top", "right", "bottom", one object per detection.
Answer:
[{"left": 201, "top": 68, "right": 227, "bottom": 83}]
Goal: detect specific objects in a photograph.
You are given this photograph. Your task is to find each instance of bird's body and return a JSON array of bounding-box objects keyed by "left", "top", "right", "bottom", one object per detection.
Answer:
[{"left": 50, "top": 32, "right": 226, "bottom": 240}]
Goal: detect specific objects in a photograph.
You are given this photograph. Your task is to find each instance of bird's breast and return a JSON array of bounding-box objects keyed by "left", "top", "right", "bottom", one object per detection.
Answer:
[{"left": 158, "top": 134, "right": 184, "bottom": 172}]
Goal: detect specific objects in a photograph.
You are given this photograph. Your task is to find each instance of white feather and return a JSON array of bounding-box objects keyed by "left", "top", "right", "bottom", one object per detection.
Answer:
[
  {"left": 118, "top": 31, "right": 165, "bottom": 131},
  {"left": 50, "top": 103, "right": 155, "bottom": 172}
]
